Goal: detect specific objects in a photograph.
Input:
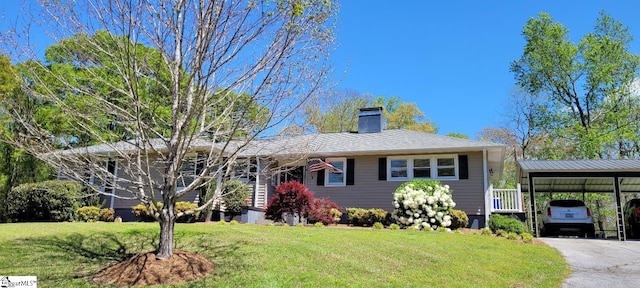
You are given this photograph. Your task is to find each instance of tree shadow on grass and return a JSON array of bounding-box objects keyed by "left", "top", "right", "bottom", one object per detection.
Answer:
[{"left": 17, "top": 229, "right": 249, "bottom": 283}]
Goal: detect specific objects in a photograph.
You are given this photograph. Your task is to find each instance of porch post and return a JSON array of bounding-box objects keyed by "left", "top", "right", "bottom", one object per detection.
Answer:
[
  {"left": 516, "top": 183, "right": 522, "bottom": 212},
  {"left": 482, "top": 147, "right": 490, "bottom": 225},
  {"left": 529, "top": 175, "right": 538, "bottom": 237},
  {"left": 254, "top": 156, "right": 260, "bottom": 207}
]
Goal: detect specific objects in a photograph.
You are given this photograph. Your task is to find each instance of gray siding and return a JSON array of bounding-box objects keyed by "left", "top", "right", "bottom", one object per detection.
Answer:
[
  {"left": 111, "top": 159, "right": 200, "bottom": 211},
  {"left": 305, "top": 152, "right": 486, "bottom": 217}
]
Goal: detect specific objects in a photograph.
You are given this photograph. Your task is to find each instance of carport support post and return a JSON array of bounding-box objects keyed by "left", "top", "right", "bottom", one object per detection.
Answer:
[{"left": 529, "top": 175, "right": 538, "bottom": 237}]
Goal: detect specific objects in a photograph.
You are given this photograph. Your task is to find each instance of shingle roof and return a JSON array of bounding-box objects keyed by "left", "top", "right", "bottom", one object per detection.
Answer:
[
  {"left": 56, "top": 129, "right": 505, "bottom": 159},
  {"left": 518, "top": 159, "right": 640, "bottom": 172},
  {"left": 247, "top": 129, "right": 504, "bottom": 157}
]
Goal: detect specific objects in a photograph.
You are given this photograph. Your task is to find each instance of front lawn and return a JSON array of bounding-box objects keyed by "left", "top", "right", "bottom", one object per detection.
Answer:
[{"left": 0, "top": 222, "right": 569, "bottom": 287}]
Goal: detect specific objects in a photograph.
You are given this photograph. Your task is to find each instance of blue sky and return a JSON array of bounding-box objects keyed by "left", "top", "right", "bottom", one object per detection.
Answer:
[
  {"left": 331, "top": 1, "right": 640, "bottom": 138},
  {"left": 3, "top": 1, "right": 640, "bottom": 139}
]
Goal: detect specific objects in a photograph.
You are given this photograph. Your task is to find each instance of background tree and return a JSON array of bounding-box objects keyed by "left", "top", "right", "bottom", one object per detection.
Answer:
[
  {"left": 446, "top": 132, "right": 469, "bottom": 139},
  {"left": 511, "top": 12, "right": 640, "bottom": 159},
  {"left": 301, "top": 91, "right": 438, "bottom": 133},
  {"left": 303, "top": 89, "right": 372, "bottom": 133},
  {"left": 375, "top": 96, "right": 438, "bottom": 133},
  {"left": 499, "top": 12, "right": 640, "bottom": 233},
  {"left": 1, "top": 0, "right": 336, "bottom": 262},
  {"left": 0, "top": 55, "right": 53, "bottom": 222}
]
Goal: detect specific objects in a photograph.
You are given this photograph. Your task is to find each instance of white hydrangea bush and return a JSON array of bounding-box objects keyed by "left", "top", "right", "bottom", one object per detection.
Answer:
[{"left": 392, "top": 180, "right": 456, "bottom": 231}]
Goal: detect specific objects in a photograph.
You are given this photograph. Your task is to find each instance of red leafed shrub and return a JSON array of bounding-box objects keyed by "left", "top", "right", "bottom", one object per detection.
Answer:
[
  {"left": 308, "top": 197, "right": 342, "bottom": 225},
  {"left": 265, "top": 181, "right": 315, "bottom": 222}
]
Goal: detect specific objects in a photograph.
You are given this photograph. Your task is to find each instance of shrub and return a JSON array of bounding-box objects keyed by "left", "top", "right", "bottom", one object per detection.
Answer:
[
  {"left": 389, "top": 223, "right": 400, "bottom": 230},
  {"left": 392, "top": 179, "right": 456, "bottom": 230},
  {"left": 77, "top": 206, "right": 101, "bottom": 222},
  {"left": 131, "top": 201, "right": 199, "bottom": 222},
  {"left": 314, "top": 222, "right": 324, "bottom": 227},
  {"left": 506, "top": 232, "right": 520, "bottom": 240},
  {"left": 99, "top": 208, "right": 115, "bottom": 222},
  {"left": 372, "top": 222, "right": 384, "bottom": 229},
  {"left": 308, "top": 197, "right": 342, "bottom": 225},
  {"left": 449, "top": 209, "right": 469, "bottom": 230},
  {"left": 265, "top": 181, "right": 314, "bottom": 222},
  {"left": 131, "top": 203, "right": 157, "bottom": 222},
  {"left": 229, "top": 220, "right": 239, "bottom": 225},
  {"left": 222, "top": 180, "right": 250, "bottom": 218},
  {"left": 7, "top": 180, "right": 85, "bottom": 222},
  {"left": 436, "top": 226, "right": 448, "bottom": 232},
  {"left": 218, "top": 220, "right": 227, "bottom": 225},
  {"left": 480, "top": 227, "right": 492, "bottom": 236},
  {"left": 488, "top": 214, "right": 526, "bottom": 234},
  {"left": 174, "top": 201, "right": 199, "bottom": 223},
  {"left": 346, "top": 208, "right": 390, "bottom": 226},
  {"left": 297, "top": 223, "right": 304, "bottom": 227},
  {"left": 521, "top": 232, "right": 534, "bottom": 243},
  {"left": 496, "top": 229, "right": 508, "bottom": 237}
]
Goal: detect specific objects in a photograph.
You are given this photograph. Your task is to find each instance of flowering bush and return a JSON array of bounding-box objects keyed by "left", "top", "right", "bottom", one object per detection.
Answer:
[{"left": 392, "top": 179, "right": 456, "bottom": 231}]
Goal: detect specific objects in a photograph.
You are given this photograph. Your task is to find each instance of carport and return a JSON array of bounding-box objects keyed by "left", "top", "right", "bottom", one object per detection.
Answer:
[{"left": 517, "top": 160, "right": 640, "bottom": 240}]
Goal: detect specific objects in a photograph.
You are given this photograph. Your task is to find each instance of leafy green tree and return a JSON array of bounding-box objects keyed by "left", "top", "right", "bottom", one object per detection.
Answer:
[
  {"left": 303, "top": 89, "right": 372, "bottom": 133},
  {"left": 1, "top": 0, "right": 336, "bottom": 261},
  {"left": 0, "top": 55, "right": 54, "bottom": 221},
  {"left": 303, "top": 92, "right": 438, "bottom": 134},
  {"left": 446, "top": 133, "right": 469, "bottom": 139},
  {"left": 375, "top": 96, "right": 438, "bottom": 133},
  {"left": 511, "top": 12, "right": 640, "bottom": 159}
]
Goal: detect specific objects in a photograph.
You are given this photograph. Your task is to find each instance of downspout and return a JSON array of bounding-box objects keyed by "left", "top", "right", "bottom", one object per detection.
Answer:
[{"left": 482, "top": 147, "right": 490, "bottom": 226}]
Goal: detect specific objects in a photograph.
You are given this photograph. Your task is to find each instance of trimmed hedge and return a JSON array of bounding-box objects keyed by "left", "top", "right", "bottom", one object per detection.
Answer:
[
  {"left": 346, "top": 208, "right": 390, "bottom": 226},
  {"left": 7, "top": 180, "right": 85, "bottom": 222}
]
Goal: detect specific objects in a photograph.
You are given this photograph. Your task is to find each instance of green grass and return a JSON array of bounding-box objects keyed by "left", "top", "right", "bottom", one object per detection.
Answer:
[{"left": 0, "top": 223, "right": 569, "bottom": 287}]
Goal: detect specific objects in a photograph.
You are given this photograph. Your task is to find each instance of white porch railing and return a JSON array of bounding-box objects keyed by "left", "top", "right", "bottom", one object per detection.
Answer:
[{"left": 487, "top": 183, "right": 523, "bottom": 213}]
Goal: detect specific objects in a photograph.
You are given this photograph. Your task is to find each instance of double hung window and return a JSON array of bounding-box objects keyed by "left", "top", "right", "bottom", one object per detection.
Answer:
[{"left": 387, "top": 155, "right": 458, "bottom": 181}]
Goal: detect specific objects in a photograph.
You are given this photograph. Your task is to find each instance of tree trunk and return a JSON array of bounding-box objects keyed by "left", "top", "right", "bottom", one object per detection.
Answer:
[{"left": 156, "top": 201, "right": 176, "bottom": 260}]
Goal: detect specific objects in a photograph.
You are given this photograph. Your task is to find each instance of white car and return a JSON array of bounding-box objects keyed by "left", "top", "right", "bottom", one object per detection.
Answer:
[{"left": 541, "top": 199, "right": 595, "bottom": 237}]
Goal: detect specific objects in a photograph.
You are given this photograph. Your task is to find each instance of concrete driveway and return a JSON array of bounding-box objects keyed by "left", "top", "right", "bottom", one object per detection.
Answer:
[{"left": 540, "top": 238, "right": 640, "bottom": 288}]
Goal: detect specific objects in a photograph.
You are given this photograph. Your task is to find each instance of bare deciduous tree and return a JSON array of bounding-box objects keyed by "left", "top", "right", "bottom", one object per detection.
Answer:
[{"left": 1, "top": 0, "right": 336, "bottom": 259}]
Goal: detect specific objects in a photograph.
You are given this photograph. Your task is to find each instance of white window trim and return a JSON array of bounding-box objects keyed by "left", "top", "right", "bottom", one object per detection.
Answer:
[
  {"left": 324, "top": 157, "right": 347, "bottom": 187},
  {"left": 387, "top": 154, "right": 459, "bottom": 181}
]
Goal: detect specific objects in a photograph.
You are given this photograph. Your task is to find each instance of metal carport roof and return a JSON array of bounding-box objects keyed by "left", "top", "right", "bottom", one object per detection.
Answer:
[{"left": 517, "top": 159, "right": 640, "bottom": 240}]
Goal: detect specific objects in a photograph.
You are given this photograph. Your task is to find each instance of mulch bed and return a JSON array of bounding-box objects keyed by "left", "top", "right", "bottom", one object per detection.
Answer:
[{"left": 92, "top": 249, "right": 214, "bottom": 286}]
